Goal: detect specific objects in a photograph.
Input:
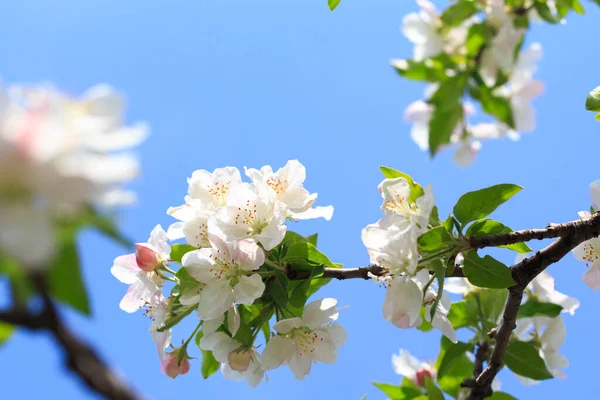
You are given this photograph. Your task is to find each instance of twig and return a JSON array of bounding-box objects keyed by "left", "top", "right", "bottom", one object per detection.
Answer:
[
  {"left": 288, "top": 265, "right": 465, "bottom": 280},
  {"left": 468, "top": 212, "right": 600, "bottom": 399},
  {"left": 0, "top": 275, "right": 140, "bottom": 400}
]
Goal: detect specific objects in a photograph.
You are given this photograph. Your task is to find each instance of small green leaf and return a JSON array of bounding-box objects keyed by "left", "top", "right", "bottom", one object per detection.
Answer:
[
  {"left": 418, "top": 226, "right": 455, "bottom": 253},
  {"left": 437, "top": 341, "right": 472, "bottom": 379},
  {"left": 466, "top": 219, "right": 532, "bottom": 253},
  {"left": 489, "top": 392, "right": 518, "bottom": 400},
  {"left": 505, "top": 340, "right": 553, "bottom": 380},
  {"left": 305, "top": 233, "right": 318, "bottom": 246},
  {"left": 469, "top": 84, "right": 515, "bottom": 128},
  {"left": 372, "top": 382, "right": 422, "bottom": 399},
  {"left": 283, "top": 242, "right": 335, "bottom": 270},
  {"left": 201, "top": 349, "right": 220, "bottom": 379},
  {"left": 417, "top": 307, "right": 434, "bottom": 332},
  {"left": 424, "top": 377, "right": 444, "bottom": 400},
  {"left": 534, "top": 1, "right": 561, "bottom": 22},
  {"left": 586, "top": 85, "right": 600, "bottom": 112},
  {"left": 466, "top": 23, "right": 492, "bottom": 57},
  {"left": 453, "top": 184, "right": 522, "bottom": 225},
  {"left": 379, "top": 166, "right": 425, "bottom": 203},
  {"left": 328, "top": 0, "right": 341, "bottom": 10},
  {"left": 447, "top": 300, "right": 478, "bottom": 330},
  {"left": 48, "top": 238, "right": 90, "bottom": 315},
  {"left": 0, "top": 322, "right": 14, "bottom": 345},
  {"left": 270, "top": 271, "right": 289, "bottom": 307},
  {"left": 429, "top": 102, "right": 463, "bottom": 156},
  {"left": 518, "top": 298, "right": 563, "bottom": 319},
  {"left": 391, "top": 58, "right": 448, "bottom": 82},
  {"left": 440, "top": 0, "right": 478, "bottom": 27},
  {"left": 438, "top": 354, "right": 473, "bottom": 398},
  {"left": 463, "top": 251, "right": 515, "bottom": 289},
  {"left": 170, "top": 244, "right": 197, "bottom": 263}
]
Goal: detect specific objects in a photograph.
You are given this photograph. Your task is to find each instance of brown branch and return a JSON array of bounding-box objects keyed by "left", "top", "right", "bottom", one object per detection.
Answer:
[
  {"left": 468, "top": 212, "right": 600, "bottom": 399},
  {"left": 468, "top": 221, "right": 582, "bottom": 250},
  {"left": 288, "top": 265, "right": 465, "bottom": 280},
  {"left": 0, "top": 275, "right": 140, "bottom": 400}
]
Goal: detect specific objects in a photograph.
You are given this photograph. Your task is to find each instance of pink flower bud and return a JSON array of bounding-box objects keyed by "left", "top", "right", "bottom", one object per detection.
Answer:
[
  {"left": 415, "top": 366, "right": 433, "bottom": 387},
  {"left": 135, "top": 243, "right": 163, "bottom": 272},
  {"left": 161, "top": 352, "right": 190, "bottom": 379},
  {"left": 228, "top": 349, "right": 253, "bottom": 372}
]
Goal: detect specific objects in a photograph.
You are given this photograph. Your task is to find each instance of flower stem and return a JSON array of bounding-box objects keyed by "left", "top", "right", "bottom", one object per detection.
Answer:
[
  {"left": 263, "top": 259, "right": 286, "bottom": 272},
  {"left": 183, "top": 321, "right": 203, "bottom": 348}
]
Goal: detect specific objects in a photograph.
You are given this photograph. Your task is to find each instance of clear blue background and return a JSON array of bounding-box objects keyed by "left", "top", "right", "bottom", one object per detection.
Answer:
[{"left": 0, "top": 0, "right": 598, "bottom": 398}]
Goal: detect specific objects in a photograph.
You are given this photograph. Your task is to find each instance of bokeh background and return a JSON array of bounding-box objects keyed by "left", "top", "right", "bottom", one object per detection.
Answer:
[{"left": 0, "top": 0, "right": 598, "bottom": 398}]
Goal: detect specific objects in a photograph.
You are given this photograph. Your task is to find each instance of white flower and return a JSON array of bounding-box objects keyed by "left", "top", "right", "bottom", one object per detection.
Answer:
[
  {"left": 415, "top": 270, "right": 457, "bottom": 343},
  {"left": 591, "top": 179, "right": 600, "bottom": 211},
  {"left": 528, "top": 271, "right": 580, "bottom": 315},
  {"left": 261, "top": 298, "right": 347, "bottom": 380},
  {"left": 147, "top": 291, "right": 172, "bottom": 361},
  {"left": 244, "top": 160, "right": 333, "bottom": 221},
  {"left": 111, "top": 225, "right": 169, "bottom": 313},
  {"left": 199, "top": 317, "right": 264, "bottom": 387},
  {"left": 401, "top": 0, "right": 469, "bottom": 61},
  {"left": 392, "top": 349, "right": 435, "bottom": 387},
  {"left": 362, "top": 218, "right": 420, "bottom": 275},
  {"left": 181, "top": 235, "right": 265, "bottom": 320},
  {"left": 573, "top": 236, "right": 600, "bottom": 290},
  {"left": 382, "top": 274, "right": 423, "bottom": 329},
  {"left": 378, "top": 178, "right": 435, "bottom": 236},
  {"left": 209, "top": 182, "right": 287, "bottom": 250}
]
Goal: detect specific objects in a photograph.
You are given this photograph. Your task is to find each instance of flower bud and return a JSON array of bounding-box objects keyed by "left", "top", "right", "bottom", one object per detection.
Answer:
[
  {"left": 135, "top": 243, "right": 163, "bottom": 272},
  {"left": 161, "top": 351, "right": 191, "bottom": 379},
  {"left": 228, "top": 349, "right": 253, "bottom": 372},
  {"left": 415, "top": 366, "right": 433, "bottom": 387}
]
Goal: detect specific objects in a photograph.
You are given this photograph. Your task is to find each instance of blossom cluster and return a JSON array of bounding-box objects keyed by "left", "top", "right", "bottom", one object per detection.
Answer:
[
  {"left": 0, "top": 82, "right": 147, "bottom": 267},
  {"left": 111, "top": 160, "right": 346, "bottom": 385},
  {"left": 361, "top": 176, "right": 457, "bottom": 342},
  {"left": 397, "top": 0, "right": 544, "bottom": 166}
]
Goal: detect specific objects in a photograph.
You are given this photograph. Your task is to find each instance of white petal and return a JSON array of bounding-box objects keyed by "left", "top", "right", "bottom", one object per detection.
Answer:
[
  {"left": 196, "top": 280, "right": 234, "bottom": 320},
  {"left": 290, "top": 205, "right": 335, "bottom": 221},
  {"left": 288, "top": 353, "right": 312, "bottom": 380},
  {"left": 111, "top": 254, "right": 141, "bottom": 284},
  {"left": 324, "top": 323, "right": 347, "bottom": 348},
  {"left": 234, "top": 239, "right": 265, "bottom": 271},
  {"left": 273, "top": 317, "right": 303, "bottom": 334},
  {"left": 182, "top": 249, "right": 216, "bottom": 283},
  {"left": 233, "top": 274, "right": 265, "bottom": 305},
  {"left": 261, "top": 335, "right": 295, "bottom": 370},
  {"left": 583, "top": 262, "right": 600, "bottom": 291},
  {"left": 392, "top": 349, "right": 420, "bottom": 379},
  {"left": 302, "top": 298, "right": 339, "bottom": 330}
]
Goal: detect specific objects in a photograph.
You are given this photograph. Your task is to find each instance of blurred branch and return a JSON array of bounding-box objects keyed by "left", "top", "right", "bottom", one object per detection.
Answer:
[{"left": 0, "top": 275, "right": 140, "bottom": 400}]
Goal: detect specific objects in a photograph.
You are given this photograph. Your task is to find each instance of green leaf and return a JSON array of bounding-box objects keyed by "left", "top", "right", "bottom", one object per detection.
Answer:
[
  {"left": 429, "top": 102, "right": 463, "bottom": 156},
  {"left": 82, "top": 207, "right": 133, "bottom": 247},
  {"left": 534, "top": 1, "right": 561, "bottom": 23},
  {"left": 586, "top": 85, "right": 600, "bottom": 112},
  {"left": 504, "top": 340, "right": 553, "bottom": 380},
  {"left": 437, "top": 341, "right": 472, "bottom": 379},
  {"left": 453, "top": 184, "right": 522, "bottom": 225},
  {"left": 289, "top": 266, "right": 324, "bottom": 310},
  {"left": 447, "top": 300, "right": 478, "bottom": 330},
  {"left": 466, "top": 23, "right": 492, "bottom": 57},
  {"left": 372, "top": 382, "right": 422, "bottom": 399},
  {"left": 469, "top": 85, "right": 515, "bottom": 128},
  {"left": 305, "top": 233, "right": 318, "bottom": 246},
  {"left": 391, "top": 58, "right": 448, "bottom": 82},
  {"left": 518, "top": 298, "right": 563, "bottom": 319},
  {"left": 424, "top": 377, "right": 444, "bottom": 400},
  {"left": 440, "top": 0, "right": 478, "bottom": 27},
  {"left": 170, "top": 244, "right": 197, "bottom": 263},
  {"left": 328, "top": 0, "right": 341, "bottom": 10},
  {"left": 438, "top": 354, "right": 473, "bottom": 398},
  {"left": 489, "top": 392, "right": 518, "bottom": 400},
  {"left": 466, "top": 219, "right": 531, "bottom": 253},
  {"left": 175, "top": 267, "right": 200, "bottom": 294},
  {"left": 283, "top": 242, "right": 335, "bottom": 270},
  {"left": 379, "top": 166, "right": 425, "bottom": 203},
  {"left": 201, "top": 349, "right": 220, "bottom": 379},
  {"left": 463, "top": 251, "right": 515, "bottom": 289},
  {"left": 418, "top": 226, "right": 456, "bottom": 253},
  {"left": 417, "top": 307, "right": 434, "bottom": 332},
  {"left": 0, "top": 322, "right": 14, "bottom": 345},
  {"left": 48, "top": 238, "right": 90, "bottom": 315},
  {"left": 270, "top": 271, "right": 289, "bottom": 307}
]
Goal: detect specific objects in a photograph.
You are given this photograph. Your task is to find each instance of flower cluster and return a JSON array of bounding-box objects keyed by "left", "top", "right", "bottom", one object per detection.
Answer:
[
  {"left": 397, "top": 0, "right": 544, "bottom": 166},
  {"left": 573, "top": 179, "right": 600, "bottom": 290},
  {"left": 361, "top": 176, "right": 457, "bottom": 342},
  {"left": 111, "top": 160, "right": 345, "bottom": 386},
  {"left": 0, "top": 82, "right": 147, "bottom": 267}
]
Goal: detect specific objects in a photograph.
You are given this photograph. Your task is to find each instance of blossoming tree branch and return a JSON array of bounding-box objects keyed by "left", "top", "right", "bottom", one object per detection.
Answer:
[{"left": 2, "top": 1, "right": 600, "bottom": 400}]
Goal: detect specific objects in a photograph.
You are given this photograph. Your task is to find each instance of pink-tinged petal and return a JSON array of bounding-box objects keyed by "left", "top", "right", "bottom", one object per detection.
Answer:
[
  {"left": 392, "top": 349, "right": 420, "bottom": 380},
  {"left": 111, "top": 254, "right": 140, "bottom": 284},
  {"left": 234, "top": 239, "right": 265, "bottom": 271},
  {"left": 383, "top": 278, "right": 423, "bottom": 328},
  {"left": 208, "top": 233, "right": 233, "bottom": 260},
  {"left": 591, "top": 180, "right": 600, "bottom": 210},
  {"left": 233, "top": 274, "right": 265, "bottom": 306},
  {"left": 583, "top": 262, "right": 600, "bottom": 290},
  {"left": 519, "top": 80, "right": 544, "bottom": 100},
  {"left": 119, "top": 280, "right": 155, "bottom": 313},
  {"left": 261, "top": 335, "right": 295, "bottom": 370},
  {"left": 160, "top": 352, "right": 190, "bottom": 379},
  {"left": 135, "top": 243, "right": 162, "bottom": 272},
  {"left": 147, "top": 224, "right": 171, "bottom": 257}
]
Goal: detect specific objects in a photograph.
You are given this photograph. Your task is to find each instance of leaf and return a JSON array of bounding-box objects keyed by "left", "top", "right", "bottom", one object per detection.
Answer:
[
  {"left": 328, "top": 0, "right": 341, "bottom": 10},
  {"left": 518, "top": 298, "right": 563, "bottom": 319},
  {"left": 489, "top": 392, "right": 518, "bottom": 400},
  {"left": 82, "top": 207, "right": 133, "bottom": 248},
  {"left": 0, "top": 322, "right": 14, "bottom": 345},
  {"left": 429, "top": 102, "right": 463, "bottom": 156},
  {"left": 453, "top": 184, "right": 522, "bottom": 225},
  {"left": 289, "top": 267, "right": 324, "bottom": 310},
  {"left": 417, "top": 307, "right": 434, "bottom": 332},
  {"left": 466, "top": 23, "right": 492, "bottom": 57},
  {"left": 447, "top": 300, "right": 478, "bottom": 330},
  {"left": 504, "top": 340, "right": 553, "bottom": 380},
  {"left": 534, "top": 1, "right": 561, "bottom": 23},
  {"left": 466, "top": 219, "right": 532, "bottom": 253},
  {"left": 270, "top": 271, "right": 289, "bottom": 307},
  {"left": 424, "top": 377, "right": 444, "bottom": 400},
  {"left": 438, "top": 354, "right": 473, "bottom": 398},
  {"left": 463, "top": 251, "right": 515, "bottom": 289},
  {"left": 586, "top": 85, "right": 600, "bottom": 112},
  {"left": 170, "top": 244, "right": 197, "bottom": 263},
  {"left": 418, "top": 226, "right": 455, "bottom": 253},
  {"left": 372, "top": 382, "right": 422, "bottom": 399},
  {"left": 437, "top": 341, "right": 472, "bottom": 379},
  {"left": 379, "top": 166, "right": 425, "bottom": 203},
  {"left": 440, "top": 0, "right": 478, "bottom": 27},
  {"left": 391, "top": 58, "right": 448, "bottom": 82},
  {"left": 283, "top": 242, "right": 335, "bottom": 270},
  {"left": 305, "top": 233, "right": 318, "bottom": 246},
  {"left": 48, "top": 238, "right": 90, "bottom": 315},
  {"left": 470, "top": 84, "right": 515, "bottom": 128},
  {"left": 201, "top": 349, "right": 220, "bottom": 379}
]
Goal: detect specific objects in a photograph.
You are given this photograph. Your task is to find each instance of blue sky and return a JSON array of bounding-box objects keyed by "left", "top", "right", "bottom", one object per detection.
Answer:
[{"left": 0, "top": 0, "right": 599, "bottom": 398}]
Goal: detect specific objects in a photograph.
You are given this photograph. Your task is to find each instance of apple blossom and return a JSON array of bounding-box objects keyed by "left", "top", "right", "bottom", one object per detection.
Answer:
[
  {"left": 572, "top": 236, "right": 600, "bottom": 290},
  {"left": 378, "top": 177, "right": 435, "bottom": 235},
  {"left": 590, "top": 179, "right": 600, "bottom": 211},
  {"left": 146, "top": 291, "right": 172, "bottom": 362},
  {"left": 261, "top": 298, "right": 347, "bottom": 380},
  {"left": 414, "top": 270, "right": 457, "bottom": 343},
  {"left": 392, "top": 349, "right": 435, "bottom": 387},
  {"left": 528, "top": 271, "right": 580, "bottom": 315},
  {"left": 244, "top": 160, "right": 333, "bottom": 221},
  {"left": 161, "top": 348, "right": 191, "bottom": 379},
  {"left": 181, "top": 235, "right": 266, "bottom": 320},
  {"left": 209, "top": 182, "right": 287, "bottom": 250},
  {"left": 111, "top": 225, "right": 170, "bottom": 313},
  {"left": 382, "top": 275, "right": 423, "bottom": 329}
]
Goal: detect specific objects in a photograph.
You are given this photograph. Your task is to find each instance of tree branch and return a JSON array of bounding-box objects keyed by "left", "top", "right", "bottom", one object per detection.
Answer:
[
  {"left": 288, "top": 265, "right": 465, "bottom": 280},
  {"left": 468, "top": 212, "right": 600, "bottom": 399},
  {"left": 0, "top": 275, "right": 140, "bottom": 400}
]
